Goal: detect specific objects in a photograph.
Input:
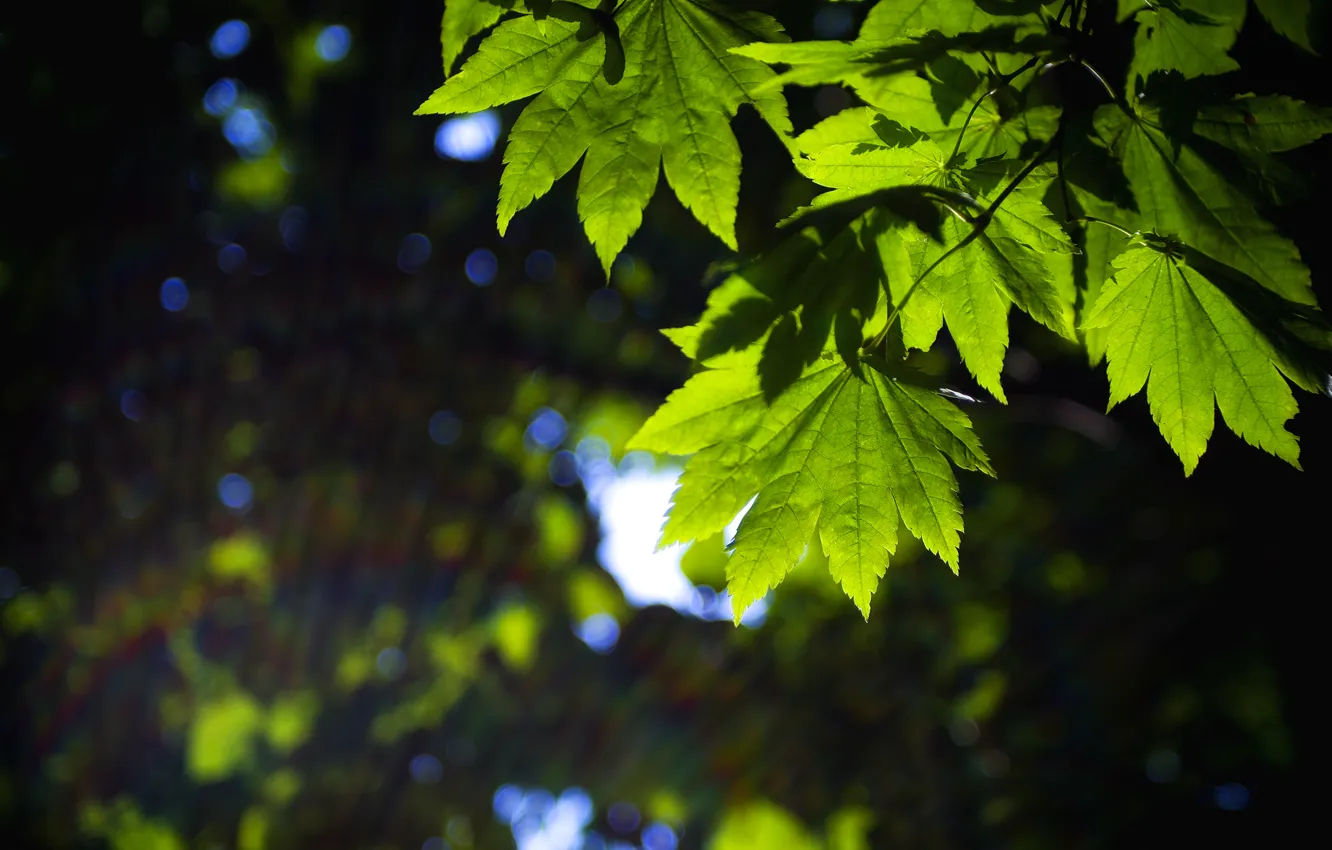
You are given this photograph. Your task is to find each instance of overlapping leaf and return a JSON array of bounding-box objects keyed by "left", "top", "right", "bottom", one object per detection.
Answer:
[
  {"left": 795, "top": 109, "right": 1077, "bottom": 400},
  {"left": 1093, "top": 102, "right": 1315, "bottom": 305},
  {"left": 1252, "top": 0, "right": 1318, "bottom": 53},
  {"left": 1059, "top": 135, "right": 1142, "bottom": 365},
  {"left": 1122, "top": 0, "right": 1246, "bottom": 88},
  {"left": 1193, "top": 95, "right": 1332, "bottom": 153},
  {"left": 735, "top": 23, "right": 1053, "bottom": 123},
  {"left": 1083, "top": 236, "right": 1302, "bottom": 473},
  {"left": 662, "top": 200, "right": 939, "bottom": 415},
  {"left": 441, "top": 0, "right": 513, "bottom": 75},
  {"left": 418, "top": 0, "right": 793, "bottom": 273},
  {"left": 628, "top": 340, "right": 993, "bottom": 621},
  {"left": 859, "top": 0, "right": 1007, "bottom": 41}
]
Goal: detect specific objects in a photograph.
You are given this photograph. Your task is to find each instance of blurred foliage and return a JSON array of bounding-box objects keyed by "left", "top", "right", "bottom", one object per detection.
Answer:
[{"left": 0, "top": 1, "right": 1327, "bottom": 849}]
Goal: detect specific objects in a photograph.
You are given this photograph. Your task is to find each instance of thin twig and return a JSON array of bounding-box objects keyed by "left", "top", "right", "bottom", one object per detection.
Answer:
[
  {"left": 1073, "top": 216, "right": 1135, "bottom": 237},
  {"left": 1077, "top": 59, "right": 1118, "bottom": 101},
  {"left": 938, "top": 202, "right": 973, "bottom": 224},
  {"left": 947, "top": 55, "right": 1041, "bottom": 165}
]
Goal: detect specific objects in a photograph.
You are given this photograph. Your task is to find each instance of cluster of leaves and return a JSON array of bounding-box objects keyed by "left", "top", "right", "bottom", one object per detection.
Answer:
[{"left": 421, "top": 0, "right": 1332, "bottom": 620}]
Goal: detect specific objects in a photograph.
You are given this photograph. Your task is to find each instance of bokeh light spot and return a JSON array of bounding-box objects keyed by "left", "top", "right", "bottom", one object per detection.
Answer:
[
  {"left": 429, "top": 411, "right": 462, "bottom": 446},
  {"left": 1214, "top": 782, "right": 1250, "bottom": 811},
  {"left": 120, "top": 389, "right": 146, "bottom": 421},
  {"left": 642, "top": 823, "right": 678, "bottom": 850},
  {"left": 949, "top": 717, "right": 980, "bottom": 747},
  {"left": 493, "top": 785, "right": 524, "bottom": 822},
  {"left": 210, "top": 20, "right": 250, "bottom": 59},
  {"left": 549, "top": 451, "right": 579, "bottom": 487},
  {"left": 465, "top": 249, "right": 498, "bottom": 286},
  {"left": 0, "top": 567, "right": 19, "bottom": 600},
  {"left": 203, "top": 78, "right": 239, "bottom": 116},
  {"left": 587, "top": 289, "right": 621, "bottom": 323},
  {"left": 50, "top": 462, "right": 80, "bottom": 496},
  {"left": 977, "top": 748, "right": 1010, "bottom": 778},
  {"left": 574, "top": 613, "right": 619, "bottom": 654},
  {"left": 280, "top": 206, "right": 307, "bottom": 251},
  {"left": 377, "top": 647, "right": 406, "bottom": 679},
  {"left": 607, "top": 802, "right": 640, "bottom": 833},
  {"left": 812, "top": 4, "right": 856, "bottom": 38},
  {"left": 1145, "top": 748, "right": 1180, "bottom": 783},
  {"left": 218, "top": 243, "right": 248, "bottom": 273},
  {"left": 217, "top": 473, "right": 254, "bottom": 510},
  {"left": 525, "top": 249, "right": 556, "bottom": 282},
  {"left": 739, "top": 595, "right": 770, "bottom": 627},
  {"left": 435, "top": 112, "right": 501, "bottom": 161},
  {"left": 409, "top": 754, "right": 443, "bottom": 785},
  {"left": 160, "top": 276, "right": 189, "bottom": 311},
  {"left": 398, "top": 232, "right": 432, "bottom": 273},
  {"left": 223, "top": 108, "right": 275, "bottom": 158},
  {"left": 556, "top": 788, "right": 594, "bottom": 829},
  {"left": 520, "top": 789, "right": 554, "bottom": 823},
  {"left": 446, "top": 817, "right": 472, "bottom": 846},
  {"left": 526, "top": 407, "right": 567, "bottom": 452},
  {"left": 589, "top": 468, "right": 698, "bottom": 611},
  {"left": 314, "top": 25, "right": 352, "bottom": 62}
]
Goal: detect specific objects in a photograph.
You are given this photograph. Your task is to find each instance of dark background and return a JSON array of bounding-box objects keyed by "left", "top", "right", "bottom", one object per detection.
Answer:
[{"left": 1, "top": 2, "right": 1327, "bottom": 848}]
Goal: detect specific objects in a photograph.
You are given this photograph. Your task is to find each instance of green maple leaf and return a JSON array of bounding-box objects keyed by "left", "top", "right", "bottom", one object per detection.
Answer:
[
  {"left": 1093, "top": 103, "right": 1314, "bottom": 305},
  {"left": 795, "top": 133, "right": 953, "bottom": 192},
  {"left": 628, "top": 346, "right": 993, "bottom": 621},
  {"left": 663, "top": 215, "right": 888, "bottom": 402},
  {"left": 1068, "top": 195, "right": 1139, "bottom": 366},
  {"left": 732, "top": 0, "right": 1052, "bottom": 119},
  {"left": 1083, "top": 236, "right": 1302, "bottom": 474},
  {"left": 883, "top": 208, "right": 1075, "bottom": 403},
  {"left": 774, "top": 65, "right": 1058, "bottom": 172},
  {"left": 1125, "top": 0, "right": 1246, "bottom": 88},
  {"left": 1253, "top": 0, "right": 1318, "bottom": 53},
  {"left": 858, "top": 0, "right": 1006, "bottom": 41},
  {"left": 795, "top": 113, "right": 1076, "bottom": 400},
  {"left": 1193, "top": 95, "right": 1332, "bottom": 153},
  {"left": 441, "top": 0, "right": 513, "bottom": 75},
  {"left": 418, "top": 0, "right": 793, "bottom": 273}
]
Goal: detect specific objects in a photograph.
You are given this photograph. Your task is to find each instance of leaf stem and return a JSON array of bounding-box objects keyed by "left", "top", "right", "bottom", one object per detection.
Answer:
[
  {"left": 1076, "top": 59, "right": 1118, "bottom": 102},
  {"left": 948, "top": 55, "right": 1041, "bottom": 165},
  {"left": 938, "top": 202, "right": 973, "bottom": 224},
  {"left": 1073, "top": 216, "right": 1135, "bottom": 237}
]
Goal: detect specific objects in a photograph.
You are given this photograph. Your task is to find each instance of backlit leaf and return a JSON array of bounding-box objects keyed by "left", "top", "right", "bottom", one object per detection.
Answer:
[
  {"left": 1083, "top": 237, "right": 1301, "bottom": 474},
  {"left": 1094, "top": 103, "right": 1315, "bottom": 305},
  {"left": 629, "top": 347, "right": 992, "bottom": 620},
  {"left": 420, "top": 0, "right": 793, "bottom": 272},
  {"left": 1125, "top": 0, "right": 1246, "bottom": 88}
]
